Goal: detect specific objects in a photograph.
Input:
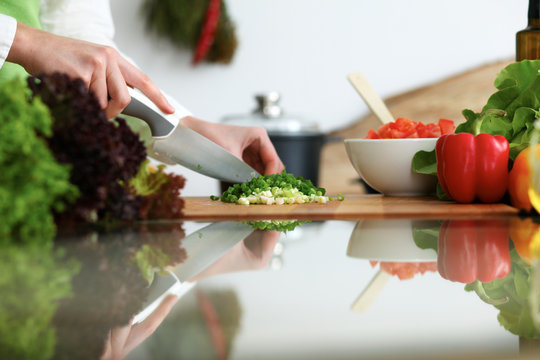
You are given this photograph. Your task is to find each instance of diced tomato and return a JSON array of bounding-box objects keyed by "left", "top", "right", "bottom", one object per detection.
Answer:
[
  {"left": 416, "top": 122, "right": 428, "bottom": 138},
  {"left": 377, "top": 123, "right": 392, "bottom": 138},
  {"left": 438, "top": 118, "right": 455, "bottom": 135},
  {"left": 365, "top": 129, "right": 380, "bottom": 139},
  {"left": 388, "top": 118, "right": 415, "bottom": 138},
  {"left": 373, "top": 261, "right": 438, "bottom": 280},
  {"left": 425, "top": 123, "right": 442, "bottom": 138},
  {"left": 364, "top": 117, "right": 455, "bottom": 139}
]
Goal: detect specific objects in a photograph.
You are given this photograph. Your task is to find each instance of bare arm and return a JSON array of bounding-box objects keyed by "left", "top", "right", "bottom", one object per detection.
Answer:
[
  {"left": 6, "top": 22, "right": 174, "bottom": 118},
  {"left": 180, "top": 116, "right": 284, "bottom": 175}
]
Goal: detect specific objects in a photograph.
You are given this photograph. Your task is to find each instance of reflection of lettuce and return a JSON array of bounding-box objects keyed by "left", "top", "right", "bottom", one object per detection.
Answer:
[
  {"left": 52, "top": 223, "right": 186, "bottom": 359},
  {"left": 132, "top": 222, "right": 188, "bottom": 282},
  {"left": 412, "top": 227, "right": 440, "bottom": 253},
  {"left": 53, "top": 231, "right": 151, "bottom": 360},
  {"left": 465, "top": 249, "right": 539, "bottom": 339},
  {"left": 0, "top": 243, "right": 78, "bottom": 360},
  {"left": 413, "top": 221, "right": 540, "bottom": 338},
  {"left": 244, "top": 220, "right": 311, "bottom": 233}
]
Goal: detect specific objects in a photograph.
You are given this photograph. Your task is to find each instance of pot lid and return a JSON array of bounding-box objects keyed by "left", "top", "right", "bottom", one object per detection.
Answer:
[{"left": 221, "top": 92, "right": 320, "bottom": 134}]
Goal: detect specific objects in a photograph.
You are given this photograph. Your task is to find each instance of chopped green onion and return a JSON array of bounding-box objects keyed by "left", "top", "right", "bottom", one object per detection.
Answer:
[{"left": 218, "top": 170, "right": 337, "bottom": 205}]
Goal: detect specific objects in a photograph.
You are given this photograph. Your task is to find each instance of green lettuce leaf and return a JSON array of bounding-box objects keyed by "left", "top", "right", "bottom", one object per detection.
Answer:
[
  {"left": 129, "top": 160, "right": 169, "bottom": 196},
  {"left": 412, "top": 150, "right": 437, "bottom": 176},
  {"left": 413, "top": 60, "right": 540, "bottom": 188}
]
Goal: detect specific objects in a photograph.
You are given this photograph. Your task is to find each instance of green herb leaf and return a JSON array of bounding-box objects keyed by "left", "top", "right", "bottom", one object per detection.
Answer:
[
  {"left": 412, "top": 150, "right": 437, "bottom": 176},
  {"left": 412, "top": 227, "right": 440, "bottom": 252}
]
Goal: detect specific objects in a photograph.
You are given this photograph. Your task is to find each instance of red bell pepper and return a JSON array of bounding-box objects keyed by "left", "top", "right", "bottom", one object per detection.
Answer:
[
  {"left": 437, "top": 219, "right": 510, "bottom": 304},
  {"left": 436, "top": 133, "right": 509, "bottom": 203}
]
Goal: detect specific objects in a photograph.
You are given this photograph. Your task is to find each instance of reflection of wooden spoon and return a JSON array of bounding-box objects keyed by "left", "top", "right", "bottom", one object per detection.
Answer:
[
  {"left": 351, "top": 270, "right": 392, "bottom": 312},
  {"left": 347, "top": 73, "right": 395, "bottom": 125}
]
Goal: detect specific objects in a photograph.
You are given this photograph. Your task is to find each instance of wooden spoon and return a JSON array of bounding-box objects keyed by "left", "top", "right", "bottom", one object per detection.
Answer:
[
  {"left": 351, "top": 269, "right": 392, "bottom": 312},
  {"left": 348, "top": 73, "right": 395, "bottom": 124}
]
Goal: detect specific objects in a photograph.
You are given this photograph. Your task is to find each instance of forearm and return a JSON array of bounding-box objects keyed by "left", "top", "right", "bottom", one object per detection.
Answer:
[
  {"left": 5, "top": 21, "right": 39, "bottom": 71},
  {"left": 179, "top": 116, "right": 212, "bottom": 132}
]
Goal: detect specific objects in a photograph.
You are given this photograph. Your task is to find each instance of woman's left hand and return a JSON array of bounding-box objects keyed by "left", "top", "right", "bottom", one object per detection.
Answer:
[{"left": 180, "top": 116, "right": 284, "bottom": 175}]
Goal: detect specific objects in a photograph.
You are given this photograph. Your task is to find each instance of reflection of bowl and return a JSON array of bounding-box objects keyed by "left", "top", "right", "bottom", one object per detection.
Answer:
[
  {"left": 347, "top": 219, "right": 437, "bottom": 262},
  {"left": 344, "top": 138, "right": 437, "bottom": 196}
]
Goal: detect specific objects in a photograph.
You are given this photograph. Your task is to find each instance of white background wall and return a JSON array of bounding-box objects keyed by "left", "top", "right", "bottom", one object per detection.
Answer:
[{"left": 111, "top": 0, "right": 526, "bottom": 196}]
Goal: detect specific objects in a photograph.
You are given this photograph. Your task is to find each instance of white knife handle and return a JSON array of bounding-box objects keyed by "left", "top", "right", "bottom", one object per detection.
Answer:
[{"left": 123, "top": 88, "right": 179, "bottom": 138}]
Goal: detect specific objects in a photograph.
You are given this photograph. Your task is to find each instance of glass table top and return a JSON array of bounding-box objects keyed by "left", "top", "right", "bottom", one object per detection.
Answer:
[{"left": 2, "top": 216, "right": 540, "bottom": 360}]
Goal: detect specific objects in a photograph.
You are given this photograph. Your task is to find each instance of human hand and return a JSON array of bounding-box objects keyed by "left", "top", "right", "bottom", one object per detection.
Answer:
[
  {"left": 189, "top": 230, "right": 281, "bottom": 281},
  {"left": 180, "top": 116, "right": 284, "bottom": 175},
  {"left": 7, "top": 22, "right": 174, "bottom": 119},
  {"left": 100, "top": 294, "right": 178, "bottom": 360}
]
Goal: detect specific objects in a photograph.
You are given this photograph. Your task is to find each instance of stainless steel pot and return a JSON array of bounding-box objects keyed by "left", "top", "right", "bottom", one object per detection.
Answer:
[{"left": 222, "top": 92, "right": 332, "bottom": 186}]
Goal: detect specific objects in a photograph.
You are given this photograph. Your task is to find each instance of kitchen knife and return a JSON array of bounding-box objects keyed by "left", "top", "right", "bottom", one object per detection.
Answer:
[
  {"left": 132, "top": 221, "right": 255, "bottom": 324},
  {"left": 122, "top": 88, "right": 260, "bottom": 183},
  {"left": 172, "top": 221, "right": 255, "bottom": 282}
]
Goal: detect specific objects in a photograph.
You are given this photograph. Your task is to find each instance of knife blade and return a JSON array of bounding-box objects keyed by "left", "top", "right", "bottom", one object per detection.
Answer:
[
  {"left": 132, "top": 221, "right": 254, "bottom": 324},
  {"left": 122, "top": 88, "right": 260, "bottom": 183},
  {"left": 172, "top": 221, "right": 255, "bottom": 282}
]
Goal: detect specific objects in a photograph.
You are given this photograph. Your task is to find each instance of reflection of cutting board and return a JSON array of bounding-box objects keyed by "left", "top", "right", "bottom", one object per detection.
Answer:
[{"left": 183, "top": 195, "right": 517, "bottom": 220}]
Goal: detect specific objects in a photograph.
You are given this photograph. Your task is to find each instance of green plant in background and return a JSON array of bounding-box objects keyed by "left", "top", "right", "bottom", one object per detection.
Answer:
[
  {"left": 0, "top": 242, "right": 79, "bottom": 360},
  {"left": 141, "top": 0, "right": 238, "bottom": 64},
  {"left": 0, "top": 77, "right": 78, "bottom": 241}
]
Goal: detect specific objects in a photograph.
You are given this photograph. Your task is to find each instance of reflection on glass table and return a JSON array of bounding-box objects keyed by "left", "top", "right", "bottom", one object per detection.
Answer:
[
  {"left": 0, "top": 222, "right": 188, "bottom": 360},
  {"left": 5, "top": 218, "right": 540, "bottom": 359},
  {"left": 347, "top": 219, "right": 438, "bottom": 311},
  {"left": 0, "top": 218, "right": 304, "bottom": 360},
  {"left": 347, "top": 218, "right": 540, "bottom": 343}
]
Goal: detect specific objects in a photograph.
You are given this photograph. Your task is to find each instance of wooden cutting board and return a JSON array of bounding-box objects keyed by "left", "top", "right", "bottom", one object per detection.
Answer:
[{"left": 183, "top": 195, "right": 518, "bottom": 220}]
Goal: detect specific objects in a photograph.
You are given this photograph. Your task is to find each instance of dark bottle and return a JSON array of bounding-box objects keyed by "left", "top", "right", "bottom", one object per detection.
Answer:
[{"left": 517, "top": 0, "right": 540, "bottom": 60}]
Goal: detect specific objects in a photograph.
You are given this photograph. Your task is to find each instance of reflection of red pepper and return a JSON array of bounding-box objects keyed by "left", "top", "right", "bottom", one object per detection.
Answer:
[
  {"left": 438, "top": 219, "right": 511, "bottom": 304},
  {"left": 192, "top": 0, "right": 222, "bottom": 65},
  {"left": 436, "top": 133, "right": 509, "bottom": 203}
]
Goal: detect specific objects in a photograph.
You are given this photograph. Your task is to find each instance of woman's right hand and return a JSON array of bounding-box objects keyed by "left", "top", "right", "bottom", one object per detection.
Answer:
[{"left": 7, "top": 22, "right": 174, "bottom": 119}]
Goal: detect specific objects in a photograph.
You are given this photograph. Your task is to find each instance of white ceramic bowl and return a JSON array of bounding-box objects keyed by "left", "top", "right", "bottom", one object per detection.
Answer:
[
  {"left": 344, "top": 138, "right": 438, "bottom": 196},
  {"left": 346, "top": 219, "right": 437, "bottom": 262}
]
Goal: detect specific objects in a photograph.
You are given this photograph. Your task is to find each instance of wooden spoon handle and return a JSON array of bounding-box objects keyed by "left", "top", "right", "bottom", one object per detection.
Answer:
[
  {"left": 348, "top": 73, "right": 395, "bottom": 124},
  {"left": 351, "top": 269, "right": 392, "bottom": 312}
]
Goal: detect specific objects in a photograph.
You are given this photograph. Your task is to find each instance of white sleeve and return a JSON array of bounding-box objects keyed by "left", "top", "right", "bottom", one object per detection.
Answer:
[
  {"left": 40, "top": 0, "right": 116, "bottom": 47},
  {"left": 0, "top": 14, "right": 17, "bottom": 70},
  {"left": 39, "top": 0, "right": 192, "bottom": 119}
]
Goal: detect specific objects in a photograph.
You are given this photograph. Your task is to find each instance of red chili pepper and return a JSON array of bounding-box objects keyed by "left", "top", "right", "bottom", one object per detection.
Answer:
[
  {"left": 192, "top": 0, "right": 222, "bottom": 65},
  {"left": 436, "top": 133, "right": 509, "bottom": 203}
]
